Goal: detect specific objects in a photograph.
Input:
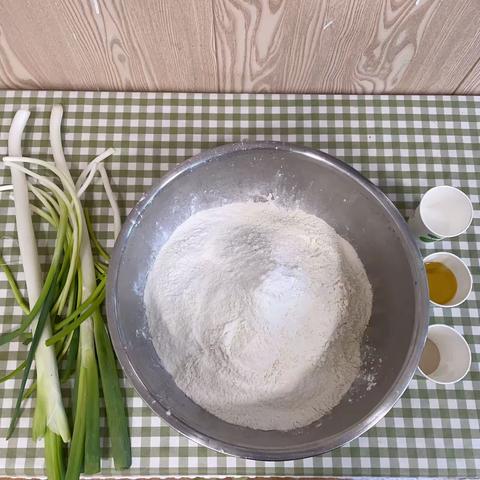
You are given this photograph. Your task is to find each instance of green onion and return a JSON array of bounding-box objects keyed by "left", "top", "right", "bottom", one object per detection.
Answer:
[
  {"left": 84, "top": 209, "right": 110, "bottom": 262},
  {"left": 45, "top": 429, "right": 65, "bottom": 480},
  {"left": 47, "top": 291, "right": 106, "bottom": 345},
  {"left": 6, "top": 110, "right": 70, "bottom": 450},
  {"left": 53, "top": 276, "right": 107, "bottom": 333},
  {"left": 0, "top": 360, "right": 26, "bottom": 384},
  {"left": 93, "top": 309, "right": 132, "bottom": 469},
  {"left": 0, "top": 254, "right": 29, "bottom": 314},
  {"left": 8, "top": 268, "right": 61, "bottom": 439},
  {"left": 49, "top": 105, "right": 130, "bottom": 473},
  {"left": 1, "top": 106, "right": 130, "bottom": 480}
]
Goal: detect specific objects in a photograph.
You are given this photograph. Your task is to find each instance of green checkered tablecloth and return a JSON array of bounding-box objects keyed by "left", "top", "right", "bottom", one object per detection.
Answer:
[{"left": 0, "top": 91, "right": 479, "bottom": 477}]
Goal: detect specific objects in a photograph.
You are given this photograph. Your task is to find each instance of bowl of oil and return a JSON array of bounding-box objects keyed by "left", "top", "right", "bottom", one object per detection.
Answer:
[{"left": 424, "top": 252, "right": 472, "bottom": 308}]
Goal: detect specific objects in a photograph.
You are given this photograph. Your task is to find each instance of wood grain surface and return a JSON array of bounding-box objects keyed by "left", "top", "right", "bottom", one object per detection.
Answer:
[
  {"left": 0, "top": 0, "right": 479, "bottom": 91},
  {"left": 456, "top": 59, "right": 480, "bottom": 94},
  {"left": 0, "top": 0, "right": 217, "bottom": 91}
]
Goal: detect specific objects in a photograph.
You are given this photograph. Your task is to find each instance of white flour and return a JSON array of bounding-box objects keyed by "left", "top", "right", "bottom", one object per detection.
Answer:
[{"left": 145, "top": 202, "right": 372, "bottom": 431}]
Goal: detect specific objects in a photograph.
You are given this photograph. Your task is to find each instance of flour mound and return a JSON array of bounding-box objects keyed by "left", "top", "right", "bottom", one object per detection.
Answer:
[{"left": 145, "top": 202, "right": 372, "bottom": 431}]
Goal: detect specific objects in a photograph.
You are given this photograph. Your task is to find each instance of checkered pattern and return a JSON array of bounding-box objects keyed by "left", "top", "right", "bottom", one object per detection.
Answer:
[{"left": 0, "top": 91, "right": 478, "bottom": 477}]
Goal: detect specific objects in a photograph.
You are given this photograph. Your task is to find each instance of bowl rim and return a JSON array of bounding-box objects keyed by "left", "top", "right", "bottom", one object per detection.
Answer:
[{"left": 106, "top": 141, "right": 430, "bottom": 461}]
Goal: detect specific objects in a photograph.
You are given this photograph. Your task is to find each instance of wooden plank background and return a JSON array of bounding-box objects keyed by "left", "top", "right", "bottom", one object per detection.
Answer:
[{"left": 0, "top": 0, "right": 479, "bottom": 93}]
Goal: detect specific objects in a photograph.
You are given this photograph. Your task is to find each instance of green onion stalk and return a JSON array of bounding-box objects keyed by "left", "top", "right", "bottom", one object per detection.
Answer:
[
  {"left": 49, "top": 105, "right": 130, "bottom": 477},
  {"left": 6, "top": 110, "right": 70, "bottom": 480},
  {"left": 49, "top": 106, "right": 101, "bottom": 478},
  {"left": 1, "top": 107, "right": 130, "bottom": 479}
]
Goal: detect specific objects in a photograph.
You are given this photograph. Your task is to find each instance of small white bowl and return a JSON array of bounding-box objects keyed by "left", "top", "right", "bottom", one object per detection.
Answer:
[
  {"left": 418, "top": 324, "right": 471, "bottom": 384},
  {"left": 423, "top": 252, "right": 472, "bottom": 308}
]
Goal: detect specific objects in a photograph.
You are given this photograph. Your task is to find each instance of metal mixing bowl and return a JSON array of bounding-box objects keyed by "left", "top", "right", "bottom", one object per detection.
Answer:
[{"left": 107, "top": 142, "right": 429, "bottom": 460}]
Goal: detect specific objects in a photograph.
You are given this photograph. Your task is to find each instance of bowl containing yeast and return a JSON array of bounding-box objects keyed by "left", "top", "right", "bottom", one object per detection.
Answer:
[{"left": 107, "top": 141, "right": 429, "bottom": 460}]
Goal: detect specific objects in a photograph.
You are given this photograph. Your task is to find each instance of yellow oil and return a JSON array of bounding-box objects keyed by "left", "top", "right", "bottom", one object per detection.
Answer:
[{"left": 425, "top": 261, "right": 457, "bottom": 305}]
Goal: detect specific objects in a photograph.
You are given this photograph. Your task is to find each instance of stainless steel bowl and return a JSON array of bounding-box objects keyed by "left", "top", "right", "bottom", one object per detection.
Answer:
[{"left": 107, "top": 142, "right": 429, "bottom": 460}]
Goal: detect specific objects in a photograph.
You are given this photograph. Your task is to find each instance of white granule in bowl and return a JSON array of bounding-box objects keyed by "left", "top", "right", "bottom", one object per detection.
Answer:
[{"left": 144, "top": 202, "right": 372, "bottom": 431}]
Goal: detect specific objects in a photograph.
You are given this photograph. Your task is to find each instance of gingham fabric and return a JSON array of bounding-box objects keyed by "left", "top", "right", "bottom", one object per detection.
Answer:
[{"left": 0, "top": 91, "right": 478, "bottom": 477}]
